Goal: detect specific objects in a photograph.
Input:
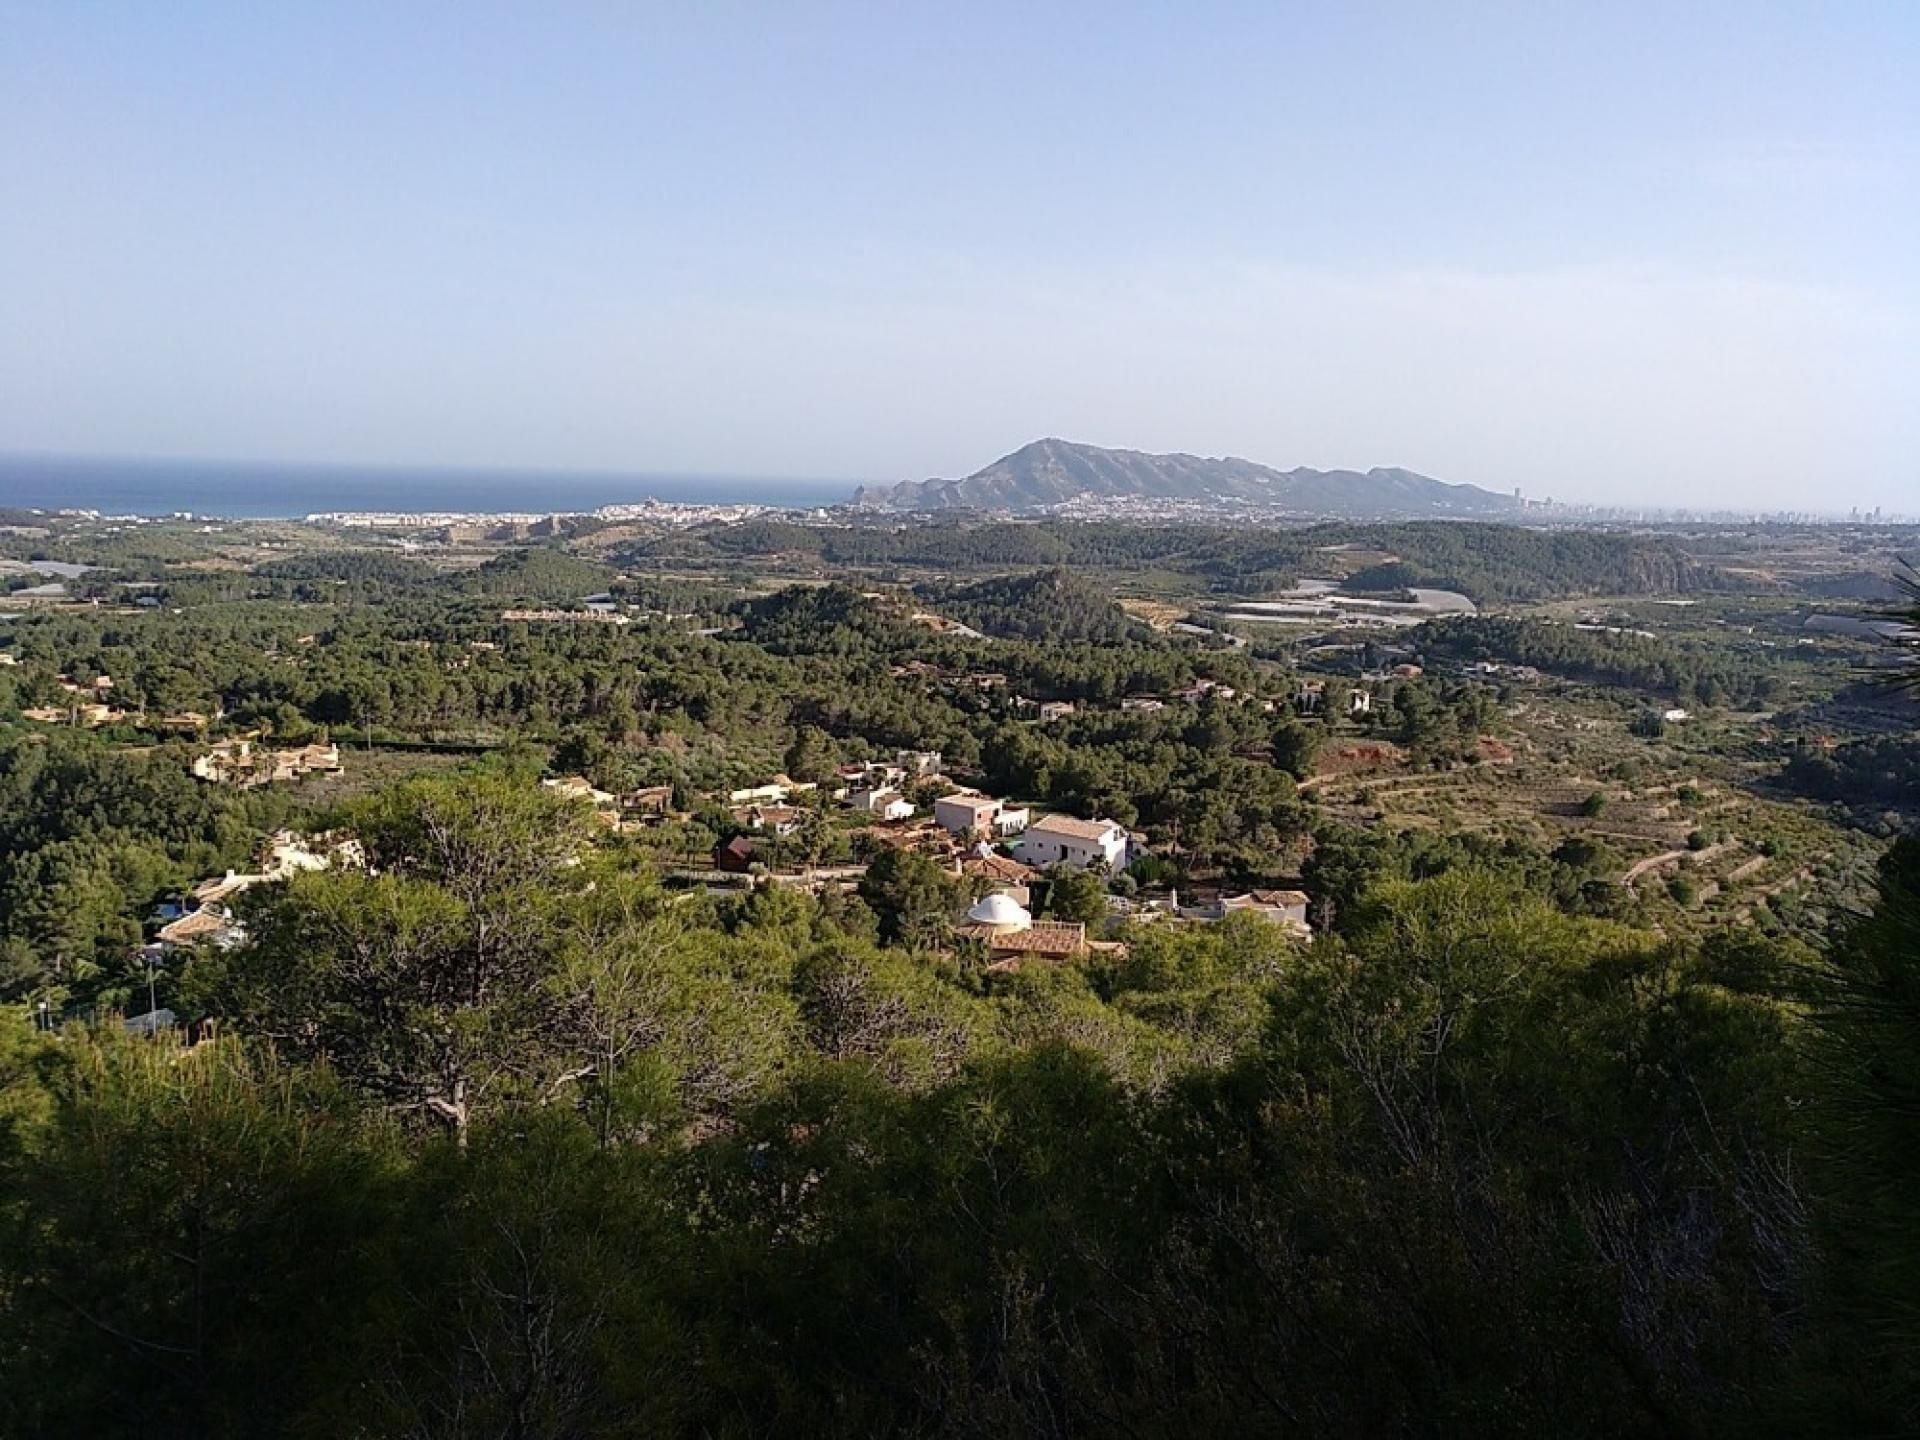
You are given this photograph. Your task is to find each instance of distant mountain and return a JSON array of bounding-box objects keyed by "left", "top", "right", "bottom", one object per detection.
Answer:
[{"left": 851, "top": 438, "right": 1523, "bottom": 519}]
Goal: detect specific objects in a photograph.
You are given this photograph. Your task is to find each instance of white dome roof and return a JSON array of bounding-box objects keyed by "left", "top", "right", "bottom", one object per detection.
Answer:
[{"left": 967, "top": 891, "right": 1031, "bottom": 928}]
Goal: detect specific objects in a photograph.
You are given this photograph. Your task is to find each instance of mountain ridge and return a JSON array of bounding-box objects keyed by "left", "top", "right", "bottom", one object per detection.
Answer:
[{"left": 852, "top": 438, "right": 1523, "bottom": 518}]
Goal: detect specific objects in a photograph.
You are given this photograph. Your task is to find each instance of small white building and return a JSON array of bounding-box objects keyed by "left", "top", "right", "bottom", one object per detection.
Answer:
[
  {"left": 934, "top": 792, "right": 1001, "bottom": 837},
  {"left": 1015, "top": 814, "right": 1129, "bottom": 871},
  {"left": 833, "top": 761, "right": 906, "bottom": 798},
  {"left": 543, "top": 775, "right": 617, "bottom": 807},
  {"left": 1175, "top": 889, "right": 1312, "bottom": 938},
  {"left": 850, "top": 787, "right": 914, "bottom": 822},
  {"left": 729, "top": 781, "right": 791, "bottom": 805},
  {"left": 731, "top": 803, "right": 802, "bottom": 836}
]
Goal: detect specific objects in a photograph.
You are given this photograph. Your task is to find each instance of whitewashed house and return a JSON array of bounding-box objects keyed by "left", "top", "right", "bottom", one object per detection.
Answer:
[
  {"left": 850, "top": 787, "right": 914, "bottom": 822},
  {"left": 1015, "top": 814, "right": 1129, "bottom": 871}
]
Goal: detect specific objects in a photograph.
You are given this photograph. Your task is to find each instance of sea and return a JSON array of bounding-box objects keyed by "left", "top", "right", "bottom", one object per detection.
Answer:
[{"left": 0, "top": 453, "right": 855, "bottom": 519}]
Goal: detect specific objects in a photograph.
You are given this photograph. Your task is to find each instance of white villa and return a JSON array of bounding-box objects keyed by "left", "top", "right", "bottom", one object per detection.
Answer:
[
  {"left": 1180, "top": 889, "right": 1312, "bottom": 937},
  {"left": 728, "top": 774, "right": 815, "bottom": 806},
  {"left": 1015, "top": 814, "right": 1129, "bottom": 871},
  {"left": 849, "top": 787, "right": 914, "bottom": 822}
]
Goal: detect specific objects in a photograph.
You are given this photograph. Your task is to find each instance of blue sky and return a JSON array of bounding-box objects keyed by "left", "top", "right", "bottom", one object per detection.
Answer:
[{"left": 1, "top": 3, "right": 1913, "bottom": 508}]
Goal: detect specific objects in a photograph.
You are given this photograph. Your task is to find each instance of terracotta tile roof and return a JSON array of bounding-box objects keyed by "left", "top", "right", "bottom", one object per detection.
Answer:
[
  {"left": 1007, "top": 921, "right": 1088, "bottom": 955},
  {"left": 191, "top": 873, "right": 258, "bottom": 906},
  {"left": 954, "top": 919, "right": 1088, "bottom": 957},
  {"left": 962, "top": 852, "right": 1037, "bottom": 884},
  {"left": 159, "top": 908, "right": 235, "bottom": 944},
  {"left": 1026, "top": 813, "right": 1122, "bottom": 842}
]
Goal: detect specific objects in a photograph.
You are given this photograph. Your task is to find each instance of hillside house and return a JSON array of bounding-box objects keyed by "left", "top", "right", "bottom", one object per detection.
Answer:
[
  {"left": 957, "top": 849, "right": 1037, "bottom": 907},
  {"left": 1037, "top": 701, "right": 1075, "bottom": 722},
  {"left": 262, "top": 829, "right": 364, "bottom": 878},
  {"left": 191, "top": 739, "right": 342, "bottom": 788},
  {"left": 500, "top": 608, "right": 629, "bottom": 626},
  {"left": 1213, "top": 898, "right": 1305, "bottom": 929},
  {"left": 157, "top": 907, "right": 247, "bottom": 949},
  {"left": 542, "top": 775, "right": 617, "bottom": 807},
  {"left": 993, "top": 805, "right": 1030, "bottom": 836},
  {"left": 191, "top": 871, "right": 261, "bottom": 909},
  {"left": 848, "top": 787, "right": 914, "bottom": 822},
  {"left": 951, "top": 891, "right": 1090, "bottom": 968},
  {"left": 729, "top": 780, "right": 792, "bottom": 806},
  {"left": 834, "top": 761, "right": 906, "bottom": 796},
  {"left": 1167, "top": 889, "right": 1312, "bottom": 939},
  {"left": 714, "top": 835, "right": 758, "bottom": 873},
  {"left": 1015, "top": 814, "right": 1129, "bottom": 871},
  {"left": 623, "top": 785, "right": 675, "bottom": 818},
  {"left": 731, "top": 803, "right": 802, "bottom": 836},
  {"left": 933, "top": 792, "right": 1000, "bottom": 838},
  {"left": 1173, "top": 680, "right": 1237, "bottom": 703},
  {"left": 163, "top": 832, "right": 362, "bottom": 951}
]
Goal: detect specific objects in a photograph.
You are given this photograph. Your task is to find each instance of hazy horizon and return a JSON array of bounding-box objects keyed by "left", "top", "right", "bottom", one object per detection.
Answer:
[
  {"left": 2, "top": 5, "right": 1913, "bottom": 511},
  {"left": 0, "top": 440, "right": 1906, "bottom": 521}
]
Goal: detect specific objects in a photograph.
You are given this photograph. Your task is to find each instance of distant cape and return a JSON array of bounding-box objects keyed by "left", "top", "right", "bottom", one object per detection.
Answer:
[{"left": 851, "top": 438, "right": 1522, "bottom": 519}]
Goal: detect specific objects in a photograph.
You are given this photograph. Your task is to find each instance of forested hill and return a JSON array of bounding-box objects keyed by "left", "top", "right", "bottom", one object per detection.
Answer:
[
  {"left": 922, "top": 568, "right": 1152, "bottom": 643},
  {"left": 1413, "top": 614, "right": 1788, "bottom": 706},
  {"left": 631, "top": 519, "right": 1716, "bottom": 602},
  {"left": 853, "top": 437, "right": 1524, "bottom": 517}
]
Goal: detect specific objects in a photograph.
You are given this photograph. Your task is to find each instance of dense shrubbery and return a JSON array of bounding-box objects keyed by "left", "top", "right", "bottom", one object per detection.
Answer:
[
  {"left": 920, "top": 567, "right": 1153, "bottom": 644},
  {"left": 628, "top": 518, "right": 1715, "bottom": 602},
  {"left": 1782, "top": 734, "right": 1920, "bottom": 808},
  {"left": 2, "top": 526, "right": 1917, "bottom": 1435},
  {"left": 10, "top": 770, "right": 1906, "bottom": 1436},
  {"left": 454, "top": 545, "right": 616, "bottom": 599},
  {"left": 0, "top": 732, "right": 283, "bottom": 1003},
  {"left": 1416, "top": 614, "right": 1786, "bottom": 705}
]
